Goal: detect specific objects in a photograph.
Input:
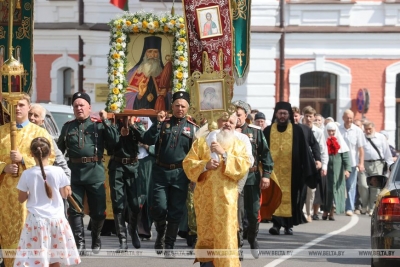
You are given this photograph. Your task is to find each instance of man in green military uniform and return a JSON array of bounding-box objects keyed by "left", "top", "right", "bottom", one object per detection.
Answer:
[
  {"left": 234, "top": 100, "right": 274, "bottom": 259},
  {"left": 142, "top": 91, "right": 198, "bottom": 257},
  {"left": 57, "top": 92, "right": 118, "bottom": 255},
  {"left": 108, "top": 116, "right": 146, "bottom": 252}
]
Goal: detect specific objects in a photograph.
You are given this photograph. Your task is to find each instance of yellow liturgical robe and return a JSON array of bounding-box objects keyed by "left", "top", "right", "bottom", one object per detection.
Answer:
[
  {"left": 183, "top": 136, "right": 251, "bottom": 267},
  {"left": 0, "top": 122, "right": 55, "bottom": 267}
]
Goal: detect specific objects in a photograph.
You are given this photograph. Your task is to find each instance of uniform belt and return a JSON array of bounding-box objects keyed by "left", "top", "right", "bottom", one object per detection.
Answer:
[
  {"left": 156, "top": 160, "right": 182, "bottom": 170},
  {"left": 249, "top": 166, "right": 258, "bottom": 173},
  {"left": 111, "top": 156, "right": 138, "bottom": 164},
  {"left": 365, "top": 159, "right": 382, "bottom": 162},
  {"left": 70, "top": 156, "right": 101, "bottom": 163}
]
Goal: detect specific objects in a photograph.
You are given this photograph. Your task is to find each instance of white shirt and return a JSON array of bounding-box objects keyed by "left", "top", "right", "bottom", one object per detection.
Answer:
[
  {"left": 363, "top": 132, "right": 394, "bottom": 165},
  {"left": 339, "top": 123, "right": 366, "bottom": 167},
  {"left": 312, "top": 125, "right": 328, "bottom": 171},
  {"left": 17, "top": 166, "right": 70, "bottom": 218}
]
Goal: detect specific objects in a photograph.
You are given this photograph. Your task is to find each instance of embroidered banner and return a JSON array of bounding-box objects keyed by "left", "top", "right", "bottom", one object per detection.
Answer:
[
  {"left": 183, "top": 0, "right": 233, "bottom": 75},
  {"left": 0, "top": 0, "right": 34, "bottom": 95},
  {"left": 232, "top": 0, "right": 251, "bottom": 85}
]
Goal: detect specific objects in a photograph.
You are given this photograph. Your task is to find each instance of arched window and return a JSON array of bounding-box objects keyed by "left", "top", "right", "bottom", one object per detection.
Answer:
[
  {"left": 299, "top": 71, "right": 337, "bottom": 119},
  {"left": 63, "top": 68, "right": 74, "bottom": 105},
  {"left": 396, "top": 73, "right": 400, "bottom": 149}
]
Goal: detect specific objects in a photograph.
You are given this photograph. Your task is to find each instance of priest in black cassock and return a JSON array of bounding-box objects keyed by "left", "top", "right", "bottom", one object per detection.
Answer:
[{"left": 263, "top": 102, "right": 318, "bottom": 235}]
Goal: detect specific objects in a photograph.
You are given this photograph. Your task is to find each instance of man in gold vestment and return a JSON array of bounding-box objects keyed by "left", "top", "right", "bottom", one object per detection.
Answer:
[
  {"left": 0, "top": 94, "right": 55, "bottom": 267},
  {"left": 183, "top": 114, "right": 251, "bottom": 267}
]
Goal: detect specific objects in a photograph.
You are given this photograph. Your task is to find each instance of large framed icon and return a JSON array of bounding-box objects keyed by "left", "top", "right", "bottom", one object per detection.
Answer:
[{"left": 107, "top": 12, "right": 189, "bottom": 116}]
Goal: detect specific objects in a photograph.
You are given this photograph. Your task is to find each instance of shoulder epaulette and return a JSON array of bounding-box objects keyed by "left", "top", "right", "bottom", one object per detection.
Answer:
[
  {"left": 187, "top": 119, "right": 199, "bottom": 128},
  {"left": 248, "top": 124, "right": 262, "bottom": 130},
  {"left": 90, "top": 117, "right": 102, "bottom": 123},
  {"left": 63, "top": 119, "right": 76, "bottom": 125}
]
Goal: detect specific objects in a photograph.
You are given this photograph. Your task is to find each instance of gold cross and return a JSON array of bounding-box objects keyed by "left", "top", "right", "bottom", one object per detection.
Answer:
[
  {"left": 280, "top": 145, "right": 283, "bottom": 151},
  {"left": 237, "top": 50, "right": 245, "bottom": 66}
]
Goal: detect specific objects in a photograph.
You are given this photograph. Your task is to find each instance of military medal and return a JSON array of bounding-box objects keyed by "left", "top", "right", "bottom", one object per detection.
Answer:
[
  {"left": 248, "top": 133, "right": 253, "bottom": 141},
  {"left": 166, "top": 123, "right": 170, "bottom": 128},
  {"left": 121, "top": 127, "right": 129, "bottom": 136}
]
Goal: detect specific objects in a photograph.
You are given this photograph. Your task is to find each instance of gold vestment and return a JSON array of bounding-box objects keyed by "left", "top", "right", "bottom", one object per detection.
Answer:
[
  {"left": 183, "top": 137, "right": 251, "bottom": 267},
  {"left": 269, "top": 123, "right": 293, "bottom": 217}
]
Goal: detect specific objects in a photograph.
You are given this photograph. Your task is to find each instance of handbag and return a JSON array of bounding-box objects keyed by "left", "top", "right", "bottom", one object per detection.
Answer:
[{"left": 366, "top": 137, "right": 388, "bottom": 174}]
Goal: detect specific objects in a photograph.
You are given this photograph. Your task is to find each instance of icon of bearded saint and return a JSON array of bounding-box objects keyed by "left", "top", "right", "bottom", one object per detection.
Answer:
[{"left": 126, "top": 36, "right": 173, "bottom": 111}]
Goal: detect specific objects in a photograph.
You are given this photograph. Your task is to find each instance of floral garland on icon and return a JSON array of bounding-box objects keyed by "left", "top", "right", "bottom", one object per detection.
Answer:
[{"left": 107, "top": 11, "right": 188, "bottom": 113}]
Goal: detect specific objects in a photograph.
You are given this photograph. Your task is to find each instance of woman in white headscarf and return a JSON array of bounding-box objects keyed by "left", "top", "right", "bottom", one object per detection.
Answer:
[{"left": 323, "top": 122, "right": 351, "bottom": 220}]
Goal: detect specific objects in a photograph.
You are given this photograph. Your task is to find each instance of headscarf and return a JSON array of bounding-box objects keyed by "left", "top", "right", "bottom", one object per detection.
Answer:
[{"left": 324, "top": 122, "right": 349, "bottom": 154}]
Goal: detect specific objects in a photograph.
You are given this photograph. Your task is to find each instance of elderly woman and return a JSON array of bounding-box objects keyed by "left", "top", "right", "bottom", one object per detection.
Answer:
[{"left": 323, "top": 122, "right": 352, "bottom": 220}]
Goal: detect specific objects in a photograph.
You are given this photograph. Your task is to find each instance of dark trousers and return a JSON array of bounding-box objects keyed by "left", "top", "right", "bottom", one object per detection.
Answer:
[
  {"left": 68, "top": 182, "right": 106, "bottom": 220},
  {"left": 150, "top": 166, "right": 189, "bottom": 223},
  {"left": 109, "top": 169, "right": 140, "bottom": 215},
  {"left": 237, "top": 191, "right": 245, "bottom": 247},
  {"left": 243, "top": 184, "right": 261, "bottom": 226}
]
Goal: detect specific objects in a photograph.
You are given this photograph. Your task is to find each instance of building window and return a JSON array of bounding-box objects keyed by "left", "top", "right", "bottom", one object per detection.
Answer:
[
  {"left": 395, "top": 73, "right": 400, "bottom": 149},
  {"left": 299, "top": 71, "right": 337, "bottom": 119},
  {"left": 63, "top": 68, "right": 74, "bottom": 105}
]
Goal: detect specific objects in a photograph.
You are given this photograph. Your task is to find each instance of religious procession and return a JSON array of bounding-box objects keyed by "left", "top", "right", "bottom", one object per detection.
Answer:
[{"left": 0, "top": 1, "right": 399, "bottom": 267}]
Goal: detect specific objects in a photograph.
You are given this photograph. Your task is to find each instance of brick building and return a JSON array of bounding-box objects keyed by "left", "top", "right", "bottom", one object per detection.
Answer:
[{"left": 32, "top": 0, "right": 400, "bottom": 147}]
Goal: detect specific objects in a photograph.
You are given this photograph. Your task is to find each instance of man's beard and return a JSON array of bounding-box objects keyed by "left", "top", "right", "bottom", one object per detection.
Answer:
[
  {"left": 137, "top": 57, "right": 163, "bottom": 77},
  {"left": 216, "top": 130, "right": 235, "bottom": 150},
  {"left": 276, "top": 117, "right": 290, "bottom": 126},
  {"left": 366, "top": 133, "right": 375, "bottom": 139}
]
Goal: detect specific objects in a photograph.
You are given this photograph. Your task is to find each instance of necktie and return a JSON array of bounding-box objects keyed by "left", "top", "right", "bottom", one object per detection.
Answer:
[{"left": 16, "top": 124, "right": 23, "bottom": 128}]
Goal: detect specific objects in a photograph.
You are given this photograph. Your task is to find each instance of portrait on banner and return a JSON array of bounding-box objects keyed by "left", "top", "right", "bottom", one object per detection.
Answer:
[
  {"left": 196, "top": 6, "right": 222, "bottom": 39},
  {"left": 125, "top": 34, "right": 174, "bottom": 111},
  {"left": 198, "top": 80, "right": 224, "bottom": 111}
]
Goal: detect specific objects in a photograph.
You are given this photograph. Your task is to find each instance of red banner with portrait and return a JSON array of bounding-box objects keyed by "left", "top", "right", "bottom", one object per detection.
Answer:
[{"left": 183, "top": 0, "right": 234, "bottom": 75}]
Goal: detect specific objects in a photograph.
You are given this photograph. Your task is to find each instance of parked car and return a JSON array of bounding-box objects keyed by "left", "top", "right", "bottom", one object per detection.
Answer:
[
  {"left": 40, "top": 103, "right": 75, "bottom": 132},
  {"left": 43, "top": 108, "right": 60, "bottom": 141},
  {"left": 369, "top": 163, "right": 400, "bottom": 267}
]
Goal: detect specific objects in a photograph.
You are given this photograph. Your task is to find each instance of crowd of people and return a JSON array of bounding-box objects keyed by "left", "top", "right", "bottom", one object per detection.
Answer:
[{"left": 0, "top": 92, "right": 396, "bottom": 267}]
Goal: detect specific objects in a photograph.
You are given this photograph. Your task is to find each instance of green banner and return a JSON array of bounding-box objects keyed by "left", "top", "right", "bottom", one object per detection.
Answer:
[
  {"left": 232, "top": 0, "right": 251, "bottom": 85},
  {"left": 0, "top": 0, "right": 34, "bottom": 94}
]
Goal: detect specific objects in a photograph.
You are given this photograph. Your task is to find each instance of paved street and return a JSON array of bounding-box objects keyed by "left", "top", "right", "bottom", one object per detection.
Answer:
[{"left": 78, "top": 214, "right": 372, "bottom": 267}]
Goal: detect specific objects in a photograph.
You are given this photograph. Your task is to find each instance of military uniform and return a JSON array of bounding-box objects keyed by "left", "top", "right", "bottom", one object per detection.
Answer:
[
  {"left": 238, "top": 122, "right": 273, "bottom": 258},
  {"left": 57, "top": 113, "right": 118, "bottom": 254},
  {"left": 142, "top": 114, "right": 198, "bottom": 255},
  {"left": 107, "top": 118, "right": 146, "bottom": 251}
]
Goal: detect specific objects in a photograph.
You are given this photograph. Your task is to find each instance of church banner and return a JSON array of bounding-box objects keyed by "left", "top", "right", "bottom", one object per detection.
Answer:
[
  {"left": 232, "top": 0, "right": 251, "bottom": 85},
  {"left": 183, "top": 0, "right": 234, "bottom": 75},
  {"left": 0, "top": 0, "right": 34, "bottom": 95}
]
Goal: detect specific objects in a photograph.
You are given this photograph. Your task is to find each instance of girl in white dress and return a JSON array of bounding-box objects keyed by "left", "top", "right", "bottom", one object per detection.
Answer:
[{"left": 14, "top": 137, "right": 81, "bottom": 267}]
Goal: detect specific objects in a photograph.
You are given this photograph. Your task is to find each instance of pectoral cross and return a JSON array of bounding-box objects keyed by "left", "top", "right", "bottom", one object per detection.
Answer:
[{"left": 237, "top": 50, "right": 245, "bottom": 67}]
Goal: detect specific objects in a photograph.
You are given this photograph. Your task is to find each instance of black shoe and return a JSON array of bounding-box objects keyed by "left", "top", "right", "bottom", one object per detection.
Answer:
[
  {"left": 164, "top": 222, "right": 180, "bottom": 259},
  {"left": 284, "top": 228, "right": 293, "bottom": 235},
  {"left": 114, "top": 213, "right": 128, "bottom": 253},
  {"left": 322, "top": 215, "right": 328, "bottom": 220},
  {"left": 68, "top": 215, "right": 86, "bottom": 256},
  {"left": 91, "top": 219, "right": 105, "bottom": 254},
  {"left": 128, "top": 212, "right": 141, "bottom": 249},
  {"left": 247, "top": 223, "right": 260, "bottom": 259},
  {"left": 239, "top": 248, "right": 244, "bottom": 261},
  {"left": 154, "top": 221, "right": 166, "bottom": 255},
  {"left": 329, "top": 217, "right": 335, "bottom": 221},
  {"left": 269, "top": 226, "right": 280, "bottom": 235},
  {"left": 312, "top": 214, "right": 319, "bottom": 220}
]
